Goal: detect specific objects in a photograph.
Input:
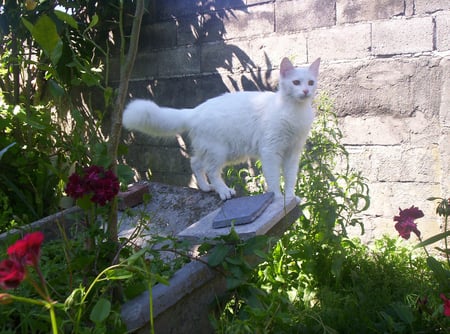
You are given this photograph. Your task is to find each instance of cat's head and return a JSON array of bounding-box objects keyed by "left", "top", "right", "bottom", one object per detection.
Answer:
[{"left": 279, "top": 57, "right": 320, "bottom": 102}]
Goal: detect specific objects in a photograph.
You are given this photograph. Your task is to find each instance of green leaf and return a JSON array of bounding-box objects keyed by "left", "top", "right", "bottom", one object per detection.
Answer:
[
  {"left": 415, "top": 231, "right": 450, "bottom": 249},
  {"left": 90, "top": 298, "right": 111, "bottom": 324},
  {"left": 426, "top": 256, "right": 450, "bottom": 288},
  {"left": 105, "top": 268, "right": 133, "bottom": 280},
  {"left": 391, "top": 302, "right": 414, "bottom": 325},
  {"left": 48, "top": 79, "right": 65, "bottom": 98},
  {"left": 85, "top": 14, "right": 99, "bottom": 32},
  {"left": 0, "top": 142, "right": 16, "bottom": 161},
  {"left": 127, "top": 248, "right": 147, "bottom": 265},
  {"left": 208, "top": 244, "right": 231, "bottom": 267},
  {"left": 54, "top": 10, "right": 79, "bottom": 29},
  {"left": 22, "top": 15, "right": 63, "bottom": 65},
  {"left": 117, "top": 164, "right": 135, "bottom": 185},
  {"left": 226, "top": 277, "right": 243, "bottom": 290}
]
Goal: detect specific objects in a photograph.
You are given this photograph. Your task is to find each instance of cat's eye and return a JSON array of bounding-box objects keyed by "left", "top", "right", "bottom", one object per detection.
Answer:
[
  {"left": 292, "top": 80, "right": 301, "bottom": 86},
  {"left": 308, "top": 80, "right": 315, "bottom": 86}
]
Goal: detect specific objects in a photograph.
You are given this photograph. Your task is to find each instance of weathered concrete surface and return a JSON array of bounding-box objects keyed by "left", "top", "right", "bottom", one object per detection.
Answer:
[{"left": 118, "top": 182, "right": 222, "bottom": 241}]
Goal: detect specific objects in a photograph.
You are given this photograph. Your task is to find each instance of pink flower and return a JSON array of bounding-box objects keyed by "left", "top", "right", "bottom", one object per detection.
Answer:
[
  {"left": 0, "top": 259, "right": 25, "bottom": 290},
  {"left": 393, "top": 206, "right": 424, "bottom": 240},
  {"left": 7, "top": 232, "right": 44, "bottom": 267},
  {"left": 440, "top": 294, "right": 450, "bottom": 317}
]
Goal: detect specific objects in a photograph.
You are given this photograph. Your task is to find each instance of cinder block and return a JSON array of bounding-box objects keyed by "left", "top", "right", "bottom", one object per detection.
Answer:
[
  {"left": 276, "top": 0, "right": 335, "bottom": 32},
  {"left": 201, "top": 33, "right": 307, "bottom": 74},
  {"left": 132, "top": 46, "right": 200, "bottom": 79},
  {"left": 372, "top": 17, "right": 433, "bottom": 55},
  {"left": 221, "top": 3, "right": 274, "bottom": 40},
  {"left": 140, "top": 20, "right": 178, "bottom": 50},
  {"left": 436, "top": 12, "right": 450, "bottom": 51},
  {"left": 363, "top": 181, "right": 440, "bottom": 220},
  {"left": 415, "top": 0, "right": 450, "bottom": 14},
  {"left": 320, "top": 57, "right": 442, "bottom": 118},
  {"left": 308, "top": 23, "right": 371, "bottom": 61},
  {"left": 336, "top": 0, "right": 405, "bottom": 23},
  {"left": 177, "top": 14, "right": 202, "bottom": 46}
]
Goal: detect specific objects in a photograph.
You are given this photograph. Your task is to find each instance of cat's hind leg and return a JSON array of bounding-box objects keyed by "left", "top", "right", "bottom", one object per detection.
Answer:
[
  {"left": 203, "top": 156, "right": 236, "bottom": 200},
  {"left": 191, "top": 156, "right": 213, "bottom": 192}
]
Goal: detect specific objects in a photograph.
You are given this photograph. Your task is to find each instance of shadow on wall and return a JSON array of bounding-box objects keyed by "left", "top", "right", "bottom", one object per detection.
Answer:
[{"left": 122, "top": 0, "right": 275, "bottom": 186}]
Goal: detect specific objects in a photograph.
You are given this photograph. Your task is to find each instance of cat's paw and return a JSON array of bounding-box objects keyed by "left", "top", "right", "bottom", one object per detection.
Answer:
[
  {"left": 217, "top": 187, "right": 236, "bottom": 200},
  {"left": 198, "top": 183, "right": 213, "bottom": 192}
]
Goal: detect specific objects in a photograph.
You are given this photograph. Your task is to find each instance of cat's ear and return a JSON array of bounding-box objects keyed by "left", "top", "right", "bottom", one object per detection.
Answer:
[
  {"left": 309, "top": 58, "right": 321, "bottom": 77},
  {"left": 280, "top": 57, "right": 295, "bottom": 78}
]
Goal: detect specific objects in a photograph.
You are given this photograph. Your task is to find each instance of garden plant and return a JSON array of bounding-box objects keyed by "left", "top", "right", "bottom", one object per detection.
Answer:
[{"left": 0, "top": 1, "right": 449, "bottom": 333}]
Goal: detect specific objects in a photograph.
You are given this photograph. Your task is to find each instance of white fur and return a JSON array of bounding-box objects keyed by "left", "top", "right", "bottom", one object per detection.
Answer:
[{"left": 123, "top": 58, "right": 320, "bottom": 200}]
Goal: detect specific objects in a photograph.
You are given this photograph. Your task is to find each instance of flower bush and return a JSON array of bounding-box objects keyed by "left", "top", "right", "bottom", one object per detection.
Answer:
[{"left": 394, "top": 198, "right": 450, "bottom": 328}]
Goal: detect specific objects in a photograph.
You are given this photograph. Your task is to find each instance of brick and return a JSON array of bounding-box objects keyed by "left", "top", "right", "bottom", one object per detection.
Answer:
[
  {"left": 436, "top": 12, "right": 450, "bottom": 51},
  {"left": 415, "top": 0, "right": 450, "bottom": 14},
  {"left": 308, "top": 23, "right": 371, "bottom": 61},
  {"left": 372, "top": 17, "right": 433, "bottom": 55},
  {"left": 336, "top": 0, "right": 405, "bottom": 24},
  {"left": 276, "top": 0, "right": 335, "bottom": 32}
]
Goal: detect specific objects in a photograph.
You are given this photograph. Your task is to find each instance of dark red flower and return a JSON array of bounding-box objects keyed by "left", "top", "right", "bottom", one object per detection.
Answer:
[
  {"left": 7, "top": 232, "right": 44, "bottom": 267},
  {"left": 393, "top": 206, "right": 423, "bottom": 240},
  {"left": 65, "top": 173, "right": 86, "bottom": 199},
  {"left": 394, "top": 206, "right": 424, "bottom": 222},
  {"left": 65, "top": 165, "right": 119, "bottom": 206},
  {"left": 0, "top": 259, "right": 25, "bottom": 290},
  {"left": 440, "top": 294, "right": 450, "bottom": 317}
]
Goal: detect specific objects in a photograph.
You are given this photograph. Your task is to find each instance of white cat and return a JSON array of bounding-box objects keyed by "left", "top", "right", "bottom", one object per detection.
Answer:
[{"left": 123, "top": 57, "right": 320, "bottom": 201}]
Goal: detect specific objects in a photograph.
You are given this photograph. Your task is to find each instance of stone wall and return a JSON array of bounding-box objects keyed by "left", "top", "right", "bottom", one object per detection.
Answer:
[{"left": 119, "top": 0, "right": 450, "bottom": 242}]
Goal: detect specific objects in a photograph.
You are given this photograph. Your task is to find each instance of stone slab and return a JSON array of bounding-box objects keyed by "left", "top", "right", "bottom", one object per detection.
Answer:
[
  {"left": 212, "top": 192, "right": 274, "bottom": 228},
  {"left": 178, "top": 196, "right": 300, "bottom": 242}
]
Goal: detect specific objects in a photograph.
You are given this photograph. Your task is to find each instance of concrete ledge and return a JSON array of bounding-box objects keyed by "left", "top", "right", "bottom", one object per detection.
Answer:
[
  {"left": 121, "top": 196, "right": 301, "bottom": 333},
  {"left": 178, "top": 197, "right": 300, "bottom": 242}
]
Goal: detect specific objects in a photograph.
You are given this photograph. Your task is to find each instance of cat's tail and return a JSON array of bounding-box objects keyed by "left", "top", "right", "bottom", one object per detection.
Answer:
[{"left": 122, "top": 99, "right": 192, "bottom": 137}]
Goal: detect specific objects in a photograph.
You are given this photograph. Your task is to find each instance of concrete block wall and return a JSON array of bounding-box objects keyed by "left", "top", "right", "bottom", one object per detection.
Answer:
[{"left": 120, "top": 0, "right": 450, "bottom": 242}]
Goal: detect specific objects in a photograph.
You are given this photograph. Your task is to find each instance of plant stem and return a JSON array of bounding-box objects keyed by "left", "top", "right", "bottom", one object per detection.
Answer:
[
  {"left": 444, "top": 215, "right": 450, "bottom": 266},
  {"left": 107, "top": 0, "right": 145, "bottom": 249},
  {"left": 48, "top": 303, "right": 59, "bottom": 334}
]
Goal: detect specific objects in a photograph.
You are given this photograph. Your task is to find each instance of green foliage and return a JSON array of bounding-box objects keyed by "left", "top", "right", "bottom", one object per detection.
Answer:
[
  {"left": 0, "top": 204, "right": 189, "bottom": 333},
  {"left": 214, "top": 95, "right": 449, "bottom": 333},
  {"left": 0, "top": 1, "right": 136, "bottom": 232}
]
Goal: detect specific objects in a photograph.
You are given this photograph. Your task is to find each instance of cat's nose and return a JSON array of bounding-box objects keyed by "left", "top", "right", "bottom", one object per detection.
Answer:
[{"left": 303, "top": 89, "right": 309, "bottom": 96}]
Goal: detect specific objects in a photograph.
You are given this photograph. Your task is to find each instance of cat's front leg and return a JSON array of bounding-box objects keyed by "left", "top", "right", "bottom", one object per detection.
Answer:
[
  {"left": 282, "top": 152, "right": 301, "bottom": 201},
  {"left": 261, "top": 153, "right": 283, "bottom": 199}
]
